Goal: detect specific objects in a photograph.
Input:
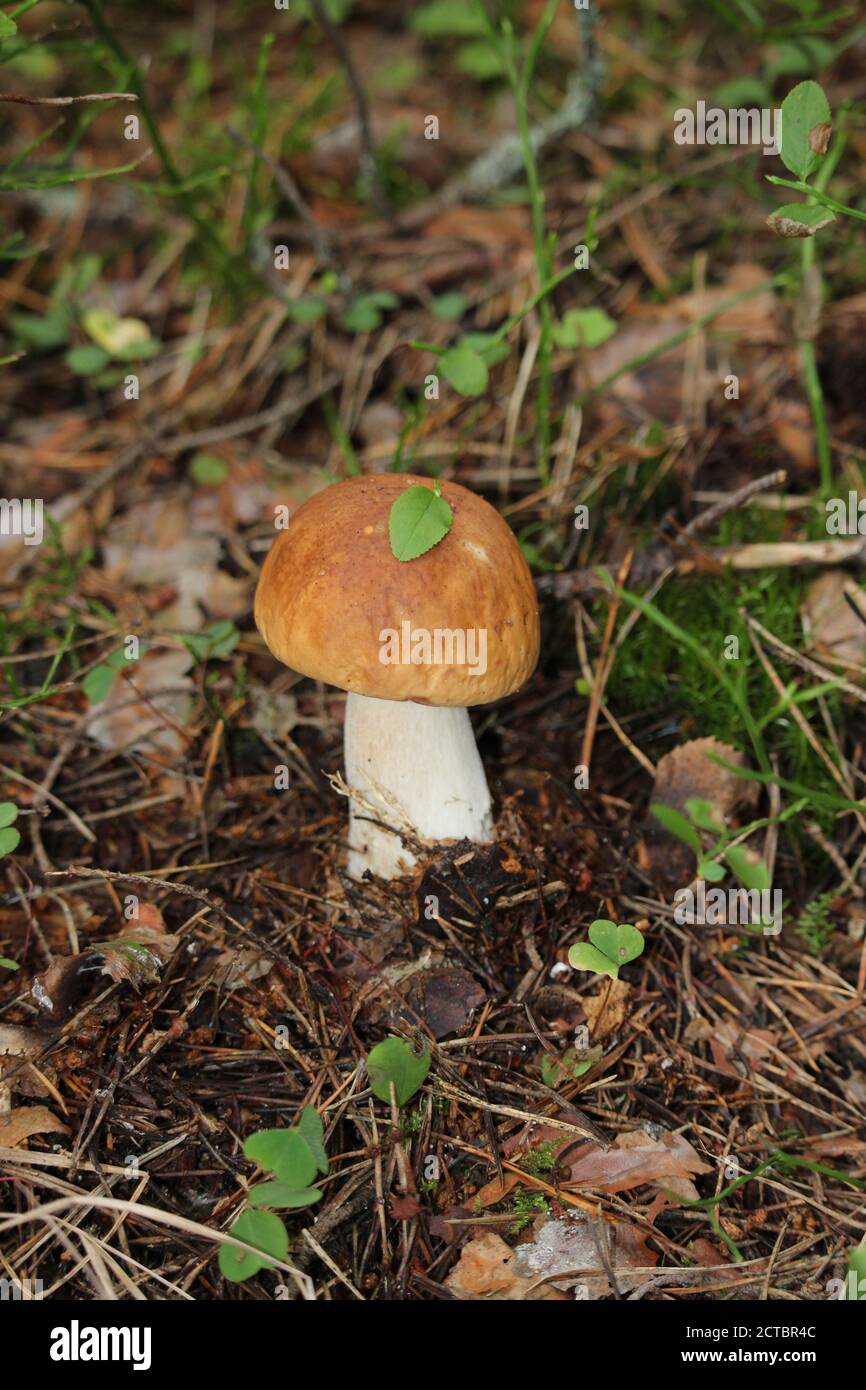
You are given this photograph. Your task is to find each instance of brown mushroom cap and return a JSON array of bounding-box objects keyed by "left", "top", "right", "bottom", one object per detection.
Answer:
[{"left": 255, "top": 473, "right": 539, "bottom": 706}]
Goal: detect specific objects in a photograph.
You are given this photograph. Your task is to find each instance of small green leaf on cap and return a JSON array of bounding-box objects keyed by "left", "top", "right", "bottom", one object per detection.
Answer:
[{"left": 389, "top": 482, "right": 453, "bottom": 562}]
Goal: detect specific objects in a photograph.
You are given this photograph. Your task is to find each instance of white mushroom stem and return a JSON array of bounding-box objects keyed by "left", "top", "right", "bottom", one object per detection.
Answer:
[{"left": 344, "top": 692, "right": 493, "bottom": 880}]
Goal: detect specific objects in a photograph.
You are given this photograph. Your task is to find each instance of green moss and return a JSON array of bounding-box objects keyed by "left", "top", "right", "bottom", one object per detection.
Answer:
[{"left": 510, "top": 1190, "right": 548, "bottom": 1234}]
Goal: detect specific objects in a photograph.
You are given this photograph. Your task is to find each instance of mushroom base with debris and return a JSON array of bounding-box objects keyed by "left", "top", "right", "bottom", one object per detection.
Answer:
[{"left": 344, "top": 694, "right": 494, "bottom": 879}]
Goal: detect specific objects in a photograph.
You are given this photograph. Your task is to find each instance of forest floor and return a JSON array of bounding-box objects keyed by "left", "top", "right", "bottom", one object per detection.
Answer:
[{"left": 1, "top": 0, "right": 865, "bottom": 1301}]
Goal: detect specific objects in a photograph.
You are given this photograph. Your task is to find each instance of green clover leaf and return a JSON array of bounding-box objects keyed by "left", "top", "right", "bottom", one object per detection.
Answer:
[{"left": 568, "top": 919, "right": 645, "bottom": 979}]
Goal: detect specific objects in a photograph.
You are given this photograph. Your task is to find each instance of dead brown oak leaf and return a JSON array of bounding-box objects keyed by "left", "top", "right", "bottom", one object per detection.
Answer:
[{"left": 563, "top": 1128, "right": 712, "bottom": 1200}]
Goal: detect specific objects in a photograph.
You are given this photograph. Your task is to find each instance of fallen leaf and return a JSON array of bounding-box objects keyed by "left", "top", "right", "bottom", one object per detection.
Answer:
[
  {"left": 0, "top": 1024, "right": 55, "bottom": 1098},
  {"left": 103, "top": 496, "right": 246, "bottom": 631},
  {"left": 87, "top": 648, "right": 194, "bottom": 764},
  {"left": 564, "top": 1127, "right": 711, "bottom": 1196},
  {"left": 513, "top": 1214, "right": 657, "bottom": 1297},
  {"left": 767, "top": 396, "right": 815, "bottom": 472},
  {"left": 689, "top": 1236, "right": 733, "bottom": 1267},
  {"left": 710, "top": 1021, "right": 780, "bottom": 1076},
  {"left": 403, "top": 967, "right": 486, "bottom": 1039},
  {"left": 33, "top": 912, "right": 178, "bottom": 1017},
  {"left": 424, "top": 204, "right": 532, "bottom": 250},
  {"left": 444, "top": 1231, "right": 564, "bottom": 1300},
  {"left": 389, "top": 1193, "right": 422, "bottom": 1220},
  {"left": 801, "top": 571, "right": 866, "bottom": 668},
  {"left": 575, "top": 265, "right": 777, "bottom": 424},
  {"left": 582, "top": 977, "right": 630, "bottom": 1040},
  {"left": 0, "top": 1104, "right": 67, "bottom": 1149},
  {"left": 652, "top": 737, "right": 755, "bottom": 821},
  {"left": 215, "top": 946, "right": 274, "bottom": 992},
  {"left": 473, "top": 1169, "right": 524, "bottom": 1209}
]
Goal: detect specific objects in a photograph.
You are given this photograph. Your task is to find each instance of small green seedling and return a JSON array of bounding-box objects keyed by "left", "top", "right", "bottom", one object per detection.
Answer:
[
  {"left": 219, "top": 1106, "right": 328, "bottom": 1284},
  {"left": 82, "top": 648, "right": 133, "bottom": 706},
  {"left": 366, "top": 1036, "right": 431, "bottom": 1103},
  {"left": 839, "top": 1245, "right": 866, "bottom": 1301},
  {"left": 181, "top": 620, "right": 240, "bottom": 663},
  {"left": 219, "top": 1042, "right": 429, "bottom": 1283},
  {"left": 651, "top": 797, "right": 778, "bottom": 895},
  {"left": 190, "top": 454, "right": 229, "bottom": 485},
  {"left": 541, "top": 1043, "right": 603, "bottom": 1088},
  {"left": 0, "top": 803, "right": 20, "bottom": 859},
  {"left": 552, "top": 307, "right": 616, "bottom": 351},
  {"left": 342, "top": 290, "right": 399, "bottom": 334},
  {"left": 568, "top": 919, "right": 645, "bottom": 980}
]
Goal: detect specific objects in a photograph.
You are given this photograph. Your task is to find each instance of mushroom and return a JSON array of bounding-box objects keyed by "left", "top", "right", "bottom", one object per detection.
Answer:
[{"left": 254, "top": 473, "right": 539, "bottom": 879}]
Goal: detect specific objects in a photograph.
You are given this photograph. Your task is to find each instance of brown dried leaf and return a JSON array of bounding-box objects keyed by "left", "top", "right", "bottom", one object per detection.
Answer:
[
  {"left": 652, "top": 737, "right": 755, "bottom": 819},
  {"left": 473, "top": 1169, "right": 523, "bottom": 1210},
  {"left": 0, "top": 1105, "right": 67, "bottom": 1149},
  {"left": 710, "top": 1021, "right": 780, "bottom": 1076},
  {"left": 88, "top": 649, "right": 194, "bottom": 764},
  {"left": 643, "top": 737, "right": 757, "bottom": 892},
  {"left": 444, "top": 1231, "right": 565, "bottom": 1300},
  {"left": 389, "top": 1193, "right": 422, "bottom": 1220},
  {"left": 513, "top": 1214, "right": 657, "bottom": 1296},
  {"left": 33, "top": 909, "right": 178, "bottom": 1017},
  {"left": 0, "top": 1025, "right": 55, "bottom": 1098},
  {"left": 801, "top": 571, "right": 866, "bottom": 668},
  {"left": 564, "top": 1127, "right": 712, "bottom": 1196},
  {"left": 582, "top": 977, "right": 630, "bottom": 1041},
  {"left": 403, "top": 967, "right": 486, "bottom": 1040}
]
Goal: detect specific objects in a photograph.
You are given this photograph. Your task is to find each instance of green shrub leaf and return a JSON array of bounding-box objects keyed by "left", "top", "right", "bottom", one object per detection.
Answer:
[
  {"left": 724, "top": 845, "right": 771, "bottom": 893},
  {"left": 767, "top": 203, "right": 836, "bottom": 237},
  {"left": 66, "top": 344, "right": 110, "bottom": 376},
  {"left": 439, "top": 344, "right": 488, "bottom": 396},
  {"left": 411, "top": 1, "right": 487, "bottom": 38},
  {"left": 296, "top": 1106, "right": 328, "bottom": 1175},
  {"left": 181, "top": 621, "right": 239, "bottom": 662},
  {"left": 780, "top": 80, "right": 831, "bottom": 180},
  {"left": 389, "top": 482, "right": 453, "bottom": 561},
  {"left": 589, "top": 919, "right": 644, "bottom": 966},
  {"left": 82, "top": 649, "right": 130, "bottom": 706},
  {"left": 190, "top": 453, "right": 229, "bottom": 485},
  {"left": 685, "top": 798, "right": 724, "bottom": 833}
]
